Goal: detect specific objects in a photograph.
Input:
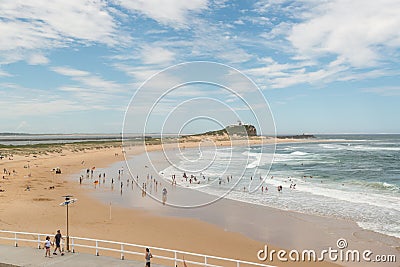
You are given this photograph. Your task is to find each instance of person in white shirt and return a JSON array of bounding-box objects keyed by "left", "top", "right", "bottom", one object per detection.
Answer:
[{"left": 44, "top": 236, "right": 52, "bottom": 257}]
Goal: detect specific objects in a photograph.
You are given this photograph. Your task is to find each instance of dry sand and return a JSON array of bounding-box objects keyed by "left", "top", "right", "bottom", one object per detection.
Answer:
[{"left": 0, "top": 138, "right": 398, "bottom": 266}]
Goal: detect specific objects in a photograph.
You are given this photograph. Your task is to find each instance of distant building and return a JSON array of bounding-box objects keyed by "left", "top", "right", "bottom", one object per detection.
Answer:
[{"left": 225, "top": 123, "right": 257, "bottom": 136}]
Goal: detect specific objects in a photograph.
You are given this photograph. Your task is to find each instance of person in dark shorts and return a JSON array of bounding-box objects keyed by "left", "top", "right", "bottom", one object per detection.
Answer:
[
  {"left": 145, "top": 247, "right": 153, "bottom": 267},
  {"left": 44, "top": 236, "right": 52, "bottom": 257},
  {"left": 53, "top": 230, "right": 64, "bottom": 256}
]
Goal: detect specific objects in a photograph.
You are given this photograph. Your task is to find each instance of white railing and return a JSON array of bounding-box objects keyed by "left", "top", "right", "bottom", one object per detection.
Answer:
[{"left": 0, "top": 230, "right": 275, "bottom": 267}]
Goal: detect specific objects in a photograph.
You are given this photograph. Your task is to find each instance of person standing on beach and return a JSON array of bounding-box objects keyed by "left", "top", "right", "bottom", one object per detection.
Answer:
[
  {"left": 162, "top": 187, "right": 167, "bottom": 205},
  {"left": 44, "top": 236, "right": 52, "bottom": 257},
  {"left": 53, "top": 230, "right": 64, "bottom": 256},
  {"left": 145, "top": 248, "right": 153, "bottom": 267}
]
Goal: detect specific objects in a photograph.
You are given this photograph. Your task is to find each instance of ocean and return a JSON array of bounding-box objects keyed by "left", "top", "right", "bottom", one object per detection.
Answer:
[{"left": 160, "top": 134, "right": 400, "bottom": 239}]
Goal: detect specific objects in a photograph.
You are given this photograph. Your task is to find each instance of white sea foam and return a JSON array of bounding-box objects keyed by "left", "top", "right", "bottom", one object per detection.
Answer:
[
  {"left": 347, "top": 145, "right": 400, "bottom": 151},
  {"left": 290, "top": 151, "right": 309, "bottom": 156},
  {"left": 159, "top": 137, "right": 400, "bottom": 239},
  {"left": 245, "top": 153, "right": 261, "bottom": 169},
  {"left": 243, "top": 151, "right": 274, "bottom": 169},
  {"left": 296, "top": 184, "right": 400, "bottom": 211},
  {"left": 357, "top": 222, "right": 400, "bottom": 239},
  {"left": 318, "top": 144, "right": 345, "bottom": 150},
  {"left": 382, "top": 182, "right": 400, "bottom": 190}
]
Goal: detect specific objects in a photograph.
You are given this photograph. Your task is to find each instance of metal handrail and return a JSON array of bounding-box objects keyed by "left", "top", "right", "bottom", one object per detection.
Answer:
[{"left": 0, "top": 230, "right": 275, "bottom": 267}]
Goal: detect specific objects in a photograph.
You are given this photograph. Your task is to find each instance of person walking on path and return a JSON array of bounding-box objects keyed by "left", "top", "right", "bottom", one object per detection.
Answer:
[
  {"left": 44, "top": 236, "right": 52, "bottom": 257},
  {"left": 145, "top": 247, "right": 153, "bottom": 267},
  {"left": 53, "top": 230, "right": 64, "bottom": 256}
]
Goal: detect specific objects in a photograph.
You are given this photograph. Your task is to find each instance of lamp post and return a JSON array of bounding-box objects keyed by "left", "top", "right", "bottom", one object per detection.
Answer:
[{"left": 60, "top": 195, "right": 77, "bottom": 252}]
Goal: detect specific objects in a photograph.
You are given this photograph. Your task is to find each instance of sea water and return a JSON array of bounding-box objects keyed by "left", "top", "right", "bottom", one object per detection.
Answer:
[{"left": 160, "top": 134, "right": 400, "bottom": 239}]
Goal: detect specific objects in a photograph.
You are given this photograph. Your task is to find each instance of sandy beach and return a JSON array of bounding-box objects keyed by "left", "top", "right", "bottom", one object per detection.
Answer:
[
  {"left": 0, "top": 138, "right": 398, "bottom": 267},
  {"left": 3, "top": 1, "right": 399, "bottom": 266}
]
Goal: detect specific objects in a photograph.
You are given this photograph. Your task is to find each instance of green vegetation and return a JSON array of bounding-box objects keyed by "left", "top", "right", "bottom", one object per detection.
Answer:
[
  {"left": 188, "top": 124, "right": 257, "bottom": 137},
  {"left": 0, "top": 140, "right": 124, "bottom": 157}
]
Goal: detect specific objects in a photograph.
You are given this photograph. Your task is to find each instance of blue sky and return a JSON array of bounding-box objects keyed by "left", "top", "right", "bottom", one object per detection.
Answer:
[{"left": 0, "top": 0, "right": 399, "bottom": 134}]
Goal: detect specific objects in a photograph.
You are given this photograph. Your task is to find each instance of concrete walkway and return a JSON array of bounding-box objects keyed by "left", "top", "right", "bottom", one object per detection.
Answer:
[{"left": 0, "top": 245, "right": 168, "bottom": 267}]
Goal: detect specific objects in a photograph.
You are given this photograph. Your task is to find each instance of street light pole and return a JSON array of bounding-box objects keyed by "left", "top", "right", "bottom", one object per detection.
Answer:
[
  {"left": 60, "top": 195, "right": 76, "bottom": 253},
  {"left": 66, "top": 200, "right": 69, "bottom": 251}
]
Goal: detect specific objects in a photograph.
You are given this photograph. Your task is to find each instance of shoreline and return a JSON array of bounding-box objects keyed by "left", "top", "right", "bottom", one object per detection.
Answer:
[
  {"left": 0, "top": 139, "right": 398, "bottom": 266},
  {"left": 85, "top": 149, "right": 400, "bottom": 267}
]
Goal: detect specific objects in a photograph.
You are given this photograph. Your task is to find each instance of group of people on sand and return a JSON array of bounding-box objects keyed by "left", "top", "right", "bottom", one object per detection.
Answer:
[
  {"left": 2, "top": 167, "right": 15, "bottom": 179},
  {"left": 78, "top": 167, "right": 169, "bottom": 205},
  {"left": 44, "top": 230, "right": 64, "bottom": 258}
]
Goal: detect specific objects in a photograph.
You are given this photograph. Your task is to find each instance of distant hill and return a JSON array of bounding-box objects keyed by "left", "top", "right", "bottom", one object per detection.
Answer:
[{"left": 190, "top": 124, "right": 257, "bottom": 137}]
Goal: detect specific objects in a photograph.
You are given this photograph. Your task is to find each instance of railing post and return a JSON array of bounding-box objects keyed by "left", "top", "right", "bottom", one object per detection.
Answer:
[
  {"left": 237, "top": 261, "right": 240, "bottom": 267},
  {"left": 205, "top": 255, "right": 208, "bottom": 266},
  {"left": 71, "top": 237, "right": 75, "bottom": 253},
  {"left": 37, "top": 234, "right": 41, "bottom": 249},
  {"left": 174, "top": 251, "right": 177, "bottom": 267},
  {"left": 14, "top": 233, "right": 18, "bottom": 247},
  {"left": 121, "top": 244, "right": 124, "bottom": 260},
  {"left": 96, "top": 240, "right": 99, "bottom": 256}
]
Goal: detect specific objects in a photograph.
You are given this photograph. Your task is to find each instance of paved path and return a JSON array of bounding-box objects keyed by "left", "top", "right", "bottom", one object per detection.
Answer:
[{"left": 0, "top": 245, "right": 168, "bottom": 267}]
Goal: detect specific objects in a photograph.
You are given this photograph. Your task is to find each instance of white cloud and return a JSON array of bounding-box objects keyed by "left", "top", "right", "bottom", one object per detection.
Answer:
[
  {"left": 27, "top": 54, "right": 49, "bottom": 65},
  {"left": 288, "top": 0, "right": 400, "bottom": 67},
  {"left": 0, "top": 81, "right": 126, "bottom": 119},
  {"left": 176, "top": 18, "right": 257, "bottom": 64},
  {"left": 0, "top": 0, "right": 122, "bottom": 63},
  {"left": 268, "top": 64, "right": 347, "bottom": 88},
  {"left": 253, "top": 0, "right": 288, "bottom": 14},
  {"left": 50, "top": 66, "right": 131, "bottom": 106},
  {"left": 141, "top": 46, "right": 175, "bottom": 65},
  {"left": 12, "top": 99, "right": 87, "bottom": 116},
  {"left": 217, "top": 48, "right": 253, "bottom": 64},
  {"left": 246, "top": 56, "right": 353, "bottom": 89},
  {"left": 0, "top": 69, "right": 12, "bottom": 77},
  {"left": 362, "top": 86, "right": 400, "bottom": 96},
  {"left": 212, "top": 0, "right": 230, "bottom": 9},
  {"left": 249, "top": 0, "right": 400, "bottom": 88},
  {"left": 237, "top": 15, "right": 271, "bottom": 26},
  {"left": 52, "top": 66, "right": 125, "bottom": 93},
  {"left": 113, "top": 0, "right": 208, "bottom": 27},
  {"left": 112, "top": 64, "right": 163, "bottom": 84},
  {"left": 0, "top": 86, "right": 87, "bottom": 117},
  {"left": 52, "top": 66, "right": 90, "bottom": 77},
  {"left": 233, "top": 19, "right": 244, "bottom": 25}
]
